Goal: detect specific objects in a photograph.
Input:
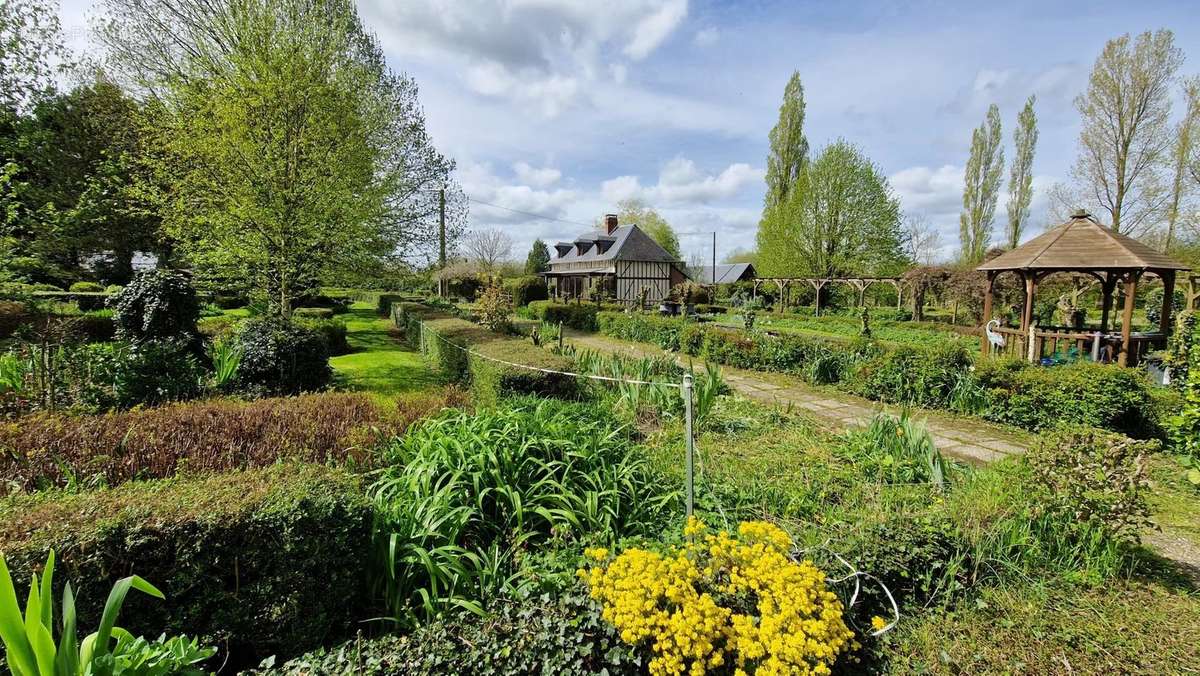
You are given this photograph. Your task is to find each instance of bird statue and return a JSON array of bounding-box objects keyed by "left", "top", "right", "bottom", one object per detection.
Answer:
[{"left": 985, "top": 319, "right": 1006, "bottom": 349}]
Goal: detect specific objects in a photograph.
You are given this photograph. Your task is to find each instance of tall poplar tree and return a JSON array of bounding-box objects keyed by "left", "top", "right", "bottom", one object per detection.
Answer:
[
  {"left": 525, "top": 239, "right": 550, "bottom": 274},
  {"left": 1006, "top": 96, "right": 1038, "bottom": 248},
  {"left": 959, "top": 104, "right": 1005, "bottom": 264},
  {"left": 763, "top": 71, "right": 808, "bottom": 210},
  {"left": 1072, "top": 29, "right": 1182, "bottom": 234}
]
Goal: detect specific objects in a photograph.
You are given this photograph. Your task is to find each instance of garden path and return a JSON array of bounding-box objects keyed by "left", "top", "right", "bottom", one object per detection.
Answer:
[{"left": 562, "top": 328, "right": 1033, "bottom": 465}]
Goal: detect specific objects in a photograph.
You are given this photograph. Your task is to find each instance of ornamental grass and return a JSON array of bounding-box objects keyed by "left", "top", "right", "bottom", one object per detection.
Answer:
[{"left": 580, "top": 518, "right": 857, "bottom": 676}]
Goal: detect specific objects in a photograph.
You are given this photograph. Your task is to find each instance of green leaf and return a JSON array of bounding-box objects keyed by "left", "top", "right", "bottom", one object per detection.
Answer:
[
  {"left": 0, "top": 555, "right": 40, "bottom": 676},
  {"left": 1187, "top": 468, "right": 1200, "bottom": 485},
  {"left": 55, "top": 582, "right": 78, "bottom": 676}
]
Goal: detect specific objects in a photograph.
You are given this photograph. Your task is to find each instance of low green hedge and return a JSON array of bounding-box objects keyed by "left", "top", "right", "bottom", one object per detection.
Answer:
[
  {"left": 255, "top": 591, "right": 639, "bottom": 676},
  {"left": 293, "top": 307, "right": 334, "bottom": 319},
  {"left": 376, "top": 292, "right": 411, "bottom": 317},
  {"left": 295, "top": 316, "right": 350, "bottom": 356},
  {"left": 526, "top": 301, "right": 624, "bottom": 331},
  {"left": 503, "top": 275, "right": 548, "bottom": 307},
  {"left": 393, "top": 302, "right": 577, "bottom": 405},
  {"left": 977, "top": 359, "right": 1157, "bottom": 437},
  {"left": 596, "top": 312, "right": 1163, "bottom": 437},
  {"left": 0, "top": 464, "right": 374, "bottom": 669}
]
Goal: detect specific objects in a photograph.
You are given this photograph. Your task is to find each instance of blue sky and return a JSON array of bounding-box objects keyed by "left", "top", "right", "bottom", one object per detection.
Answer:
[{"left": 59, "top": 0, "right": 1200, "bottom": 264}]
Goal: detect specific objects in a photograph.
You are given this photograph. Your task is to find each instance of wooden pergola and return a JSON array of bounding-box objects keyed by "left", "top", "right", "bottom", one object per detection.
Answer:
[
  {"left": 751, "top": 277, "right": 903, "bottom": 315},
  {"left": 978, "top": 210, "right": 1190, "bottom": 366}
]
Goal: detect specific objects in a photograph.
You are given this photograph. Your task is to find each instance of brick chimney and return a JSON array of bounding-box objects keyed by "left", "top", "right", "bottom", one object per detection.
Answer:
[{"left": 604, "top": 213, "right": 618, "bottom": 235}]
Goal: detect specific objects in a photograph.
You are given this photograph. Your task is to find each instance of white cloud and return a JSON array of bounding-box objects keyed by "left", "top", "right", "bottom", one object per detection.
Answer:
[
  {"left": 513, "top": 162, "right": 563, "bottom": 188},
  {"left": 625, "top": 0, "right": 688, "bottom": 60},
  {"left": 693, "top": 27, "right": 719, "bottom": 46},
  {"left": 603, "top": 157, "right": 764, "bottom": 206},
  {"left": 359, "top": 0, "right": 690, "bottom": 116},
  {"left": 890, "top": 164, "right": 964, "bottom": 217},
  {"left": 610, "top": 63, "right": 628, "bottom": 84}
]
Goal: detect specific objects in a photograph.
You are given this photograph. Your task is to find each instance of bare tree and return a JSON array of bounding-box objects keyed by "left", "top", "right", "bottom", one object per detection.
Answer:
[
  {"left": 903, "top": 213, "right": 941, "bottom": 265},
  {"left": 463, "top": 229, "right": 513, "bottom": 270},
  {"left": 1166, "top": 76, "right": 1200, "bottom": 251},
  {"left": 1072, "top": 29, "right": 1183, "bottom": 234}
]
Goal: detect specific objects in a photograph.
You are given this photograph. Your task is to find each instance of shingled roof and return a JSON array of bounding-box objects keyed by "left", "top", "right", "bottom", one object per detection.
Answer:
[
  {"left": 977, "top": 211, "right": 1189, "bottom": 273},
  {"left": 549, "top": 224, "right": 679, "bottom": 265}
]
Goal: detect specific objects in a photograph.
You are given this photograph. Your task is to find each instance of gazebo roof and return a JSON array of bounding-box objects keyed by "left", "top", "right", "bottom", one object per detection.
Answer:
[{"left": 977, "top": 211, "right": 1189, "bottom": 273}]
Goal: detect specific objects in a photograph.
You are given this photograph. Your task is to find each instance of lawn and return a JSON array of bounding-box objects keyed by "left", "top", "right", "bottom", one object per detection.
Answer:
[
  {"left": 330, "top": 303, "right": 439, "bottom": 397},
  {"left": 715, "top": 310, "right": 981, "bottom": 350}
]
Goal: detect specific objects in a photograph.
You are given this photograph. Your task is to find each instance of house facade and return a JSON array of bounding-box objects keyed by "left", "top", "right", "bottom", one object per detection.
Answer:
[{"left": 544, "top": 214, "right": 688, "bottom": 303}]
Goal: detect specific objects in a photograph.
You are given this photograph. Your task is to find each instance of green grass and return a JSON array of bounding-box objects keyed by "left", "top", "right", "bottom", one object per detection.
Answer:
[
  {"left": 330, "top": 303, "right": 438, "bottom": 397},
  {"left": 715, "top": 311, "right": 981, "bottom": 350}
]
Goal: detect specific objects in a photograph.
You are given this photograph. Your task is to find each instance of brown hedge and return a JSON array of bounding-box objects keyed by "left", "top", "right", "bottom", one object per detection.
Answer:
[{"left": 0, "top": 387, "right": 467, "bottom": 493}]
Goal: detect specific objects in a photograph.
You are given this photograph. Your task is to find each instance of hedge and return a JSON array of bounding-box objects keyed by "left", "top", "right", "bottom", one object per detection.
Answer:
[
  {"left": 393, "top": 302, "right": 577, "bottom": 405},
  {"left": 503, "top": 275, "right": 549, "bottom": 307},
  {"left": 0, "top": 300, "right": 28, "bottom": 338},
  {"left": 0, "top": 464, "right": 374, "bottom": 669},
  {"left": 0, "top": 391, "right": 467, "bottom": 492},
  {"left": 376, "top": 292, "right": 411, "bottom": 317},
  {"left": 526, "top": 301, "right": 625, "bottom": 331},
  {"left": 596, "top": 312, "right": 1163, "bottom": 437},
  {"left": 255, "top": 591, "right": 639, "bottom": 676}
]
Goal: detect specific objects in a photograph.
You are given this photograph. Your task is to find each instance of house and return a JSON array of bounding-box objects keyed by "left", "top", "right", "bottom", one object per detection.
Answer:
[
  {"left": 543, "top": 214, "right": 688, "bottom": 303},
  {"left": 692, "top": 263, "right": 756, "bottom": 285}
]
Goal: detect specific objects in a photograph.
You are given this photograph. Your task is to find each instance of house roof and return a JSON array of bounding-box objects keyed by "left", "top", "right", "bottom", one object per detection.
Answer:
[
  {"left": 548, "top": 224, "right": 680, "bottom": 265},
  {"left": 976, "top": 212, "right": 1190, "bottom": 273},
  {"left": 693, "top": 263, "right": 755, "bottom": 284}
]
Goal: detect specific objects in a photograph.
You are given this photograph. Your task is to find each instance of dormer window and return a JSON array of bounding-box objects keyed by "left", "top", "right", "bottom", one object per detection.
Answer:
[
  {"left": 595, "top": 236, "right": 615, "bottom": 254},
  {"left": 554, "top": 242, "right": 573, "bottom": 257},
  {"left": 574, "top": 238, "right": 595, "bottom": 254}
]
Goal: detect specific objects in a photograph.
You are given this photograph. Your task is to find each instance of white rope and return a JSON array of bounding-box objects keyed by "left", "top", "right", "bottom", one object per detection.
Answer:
[{"left": 423, "top": 327, "right": 683, "bottom": 388}]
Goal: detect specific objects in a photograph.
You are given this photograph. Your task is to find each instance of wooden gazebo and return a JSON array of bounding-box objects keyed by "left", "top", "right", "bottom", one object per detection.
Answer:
[{"left": 978, "top": 210, "right": 1190, "bottom": 366}]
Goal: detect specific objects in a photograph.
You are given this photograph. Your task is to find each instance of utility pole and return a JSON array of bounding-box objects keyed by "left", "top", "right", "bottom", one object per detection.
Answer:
[
  {"left": 438, "top": 188, "right": 446, "bottom": 297},
  {"left": 712, "top": 232, "right": 716, "bottom": 285}
]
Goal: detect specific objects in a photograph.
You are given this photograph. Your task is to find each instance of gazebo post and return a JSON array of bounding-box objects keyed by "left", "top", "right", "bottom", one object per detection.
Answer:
[
  {"left": 1020, "top": 271, "right": 1036, "bottom": 332},
  {"left": 981, "top": 271, "right": 995, "bottom": 357},
  {"left": 1118, "top": 272, "right": 1138, "bottom": 367},
  {"left": 1159, "top": 270, "right": 1177, "bottom": 335},
  {"left": 1099, "top": 272, "right": 1117, "bottom": 332}
]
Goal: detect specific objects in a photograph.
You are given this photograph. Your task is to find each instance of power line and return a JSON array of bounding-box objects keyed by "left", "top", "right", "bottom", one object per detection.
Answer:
[{"left": 466, "top": 196, "right": 593, "bottom": 229}]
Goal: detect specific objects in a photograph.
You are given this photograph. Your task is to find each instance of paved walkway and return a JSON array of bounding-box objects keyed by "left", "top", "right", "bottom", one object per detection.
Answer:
[{"left": 563, "top": 329, "right": 1032, "bottom": 465}]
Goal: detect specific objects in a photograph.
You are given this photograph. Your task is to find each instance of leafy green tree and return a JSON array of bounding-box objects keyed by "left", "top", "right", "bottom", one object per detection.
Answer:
[
  {"left": 525, "top": 238, "right": 551, "bottom": 274},
  {"left": 613, "top": 198, "right": 681, "bottom": 259},
  {"left": 960, "top": 104, "right": 1004, "bottom": 264},
  {"left": 756, "top": 140, "right": 904, "bottom": 278},
  {"left": 100, "top": 0, "right": 463, "bottom": 316},
  {"left": 1166, "top": 77, "right": 1200, "bottom": 252},
  {"left": 1006, "top": 96, "right": 1038, "bottom": 249},
  {"left": 764, "top": 71, "right": 808, "bottom": 210},
  {"left": 0, "top": 0, "right": 70, "bottom": 112}
]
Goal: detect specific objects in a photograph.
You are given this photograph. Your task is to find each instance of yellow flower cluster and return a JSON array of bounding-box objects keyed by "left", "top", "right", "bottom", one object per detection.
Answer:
[{"left": 580, "top": 518, "right": 857, "bottom": 675}]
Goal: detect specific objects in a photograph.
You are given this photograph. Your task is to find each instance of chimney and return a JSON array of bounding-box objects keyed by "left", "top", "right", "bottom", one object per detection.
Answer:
[
  {"left": 604, "top": 213, "right": 618, "bottom": 235},
  {"left": 1070, "top": 208, "right": 1091, "bottom": 220}
]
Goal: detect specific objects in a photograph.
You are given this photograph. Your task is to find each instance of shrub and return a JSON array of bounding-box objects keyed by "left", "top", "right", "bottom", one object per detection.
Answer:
[
  {"left": 842, "top": 412, "right": 952, "bottom": 489},
  {"left": 111, "top": 269, "right": 200, "bottom": 343},
  {"left": 1024, "top": 427, "right": 1155, "bottom": 546},
  {"left": 68, "top": 282, "right": 106, "bottom": 313},
  {"left": 371, "top": 400, "right": 672, "bottom": 626},
  {"left": 0, "top": 300, "right": 28, "bottom": 338},
  {"left": 669, "top": 281, "right": 711, "bottom": 305},
  {"left": 0, "top": 464, "right": 374, "bottom": 669},
  {"left": 62, "top": 313, "right": 116, "bottom": 343},
  {"left": 596, "top": 311, "right": 686, "bottom": 351},
  {"left": 475, "top": 283, "right": 512, "bottom": 332},
  {"left": 197, "top": 314, "right": 239, "bottom": 339},
  {"left": 503, "top": 275, "right": 549, "bottom": 307},
  {"left": 68, "top": 281, "right": 105, "bottom": 292},
  {"left": 0, "top": 391, "right": 445, "bottom": 492},
  {"left": 234, "top": 318, "right": 331, "bottom": 395},
  {"left": 846, "top": 343, "right": 973, "bottom": 409},
  {"left": 104, "top": 284, "right": 124, "bottom": 294},
  {"left": 581, "top": 518, "right": 855, "bottom": 675},
  {"left": 980, "top": 360, "right": 1155, "bottom": 437},
  {"left": 376, "top": 293, "right": 408, "bottom": 317},
  {"left": 295, "top": 293, "right": 350, "bottom": 314},
  {"left": 255, "top": 591, "right": 639, "bottom": 676},
  {"left": 293, "top": 307, "right": 334, "bottom": 319},
  {"left": 526, "top": 300, "right": 602, "bottom": 331},
  {"left": 295, "top": 316, "right": 350, "bottom": 356}
]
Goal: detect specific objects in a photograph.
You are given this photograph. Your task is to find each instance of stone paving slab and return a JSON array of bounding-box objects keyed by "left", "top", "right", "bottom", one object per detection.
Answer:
[{"left": 563, "top": 329, "right": 1030, "bottom": 464}]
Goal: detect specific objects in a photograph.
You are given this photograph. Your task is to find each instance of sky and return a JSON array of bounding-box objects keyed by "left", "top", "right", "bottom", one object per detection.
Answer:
[{"left": 56, "top": 0, "right": 1200, "bottom": 265}]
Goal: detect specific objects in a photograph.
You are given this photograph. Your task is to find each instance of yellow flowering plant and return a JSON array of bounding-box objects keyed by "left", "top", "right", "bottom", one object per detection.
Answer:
[{"left": 580, "top": 518, "right": 858, "bottom": 676}]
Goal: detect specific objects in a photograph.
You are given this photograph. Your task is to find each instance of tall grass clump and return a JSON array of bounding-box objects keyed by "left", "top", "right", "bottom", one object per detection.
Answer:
[
  {"left": 842, "top": 412, "right": 954, "bottom": 490},
  {"left": 573, "top": 350, "right": 727, "bottom": 422},
  {"left": 369, "top": 398, "right": 676, "bottom": 626}
]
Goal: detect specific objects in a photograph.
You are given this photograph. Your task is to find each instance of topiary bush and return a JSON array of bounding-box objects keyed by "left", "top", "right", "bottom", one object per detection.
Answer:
[
  {"left": 111, "top": 269, "right": 200, "bottom": 343},
  {"left": 503, "top": 275, "right": 549, "bottom": 307},
  {"left": 293, "top": 307, "right": 334, "bottom": 320},
  {"left": 0, "top": 464, "right": 374, "bottom": 670},
  {"left": 234, "top": 318, "right": 331, "bottom": 395},
  {"left": 294, "top": 316, "right": 350, "bottom": 356}
]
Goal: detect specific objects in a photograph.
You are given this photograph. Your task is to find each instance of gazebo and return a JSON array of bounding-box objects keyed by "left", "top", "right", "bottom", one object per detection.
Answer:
[{"left": 977, "top": 210, "right": 1190, "bottom": 367}]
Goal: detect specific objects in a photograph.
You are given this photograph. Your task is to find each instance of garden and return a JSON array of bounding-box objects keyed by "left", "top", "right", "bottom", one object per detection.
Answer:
[{"left": 2, "top": 271, "right": 1199, "bottom": 675}]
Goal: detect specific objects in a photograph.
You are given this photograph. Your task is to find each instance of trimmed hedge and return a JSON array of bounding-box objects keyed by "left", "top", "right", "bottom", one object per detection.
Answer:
[
  {"left": 0, "top": 391, "right": 460, "bottom": 492},
  {"left": 393, "top": 302, "right": 577, "bottom": 405},
  {"left": 977, "top": 359, "right": 1157, "bottom": 437},
  {"left": 0, "top": 300, "right": 28, "bottom": 338},
  {"left": 256, "top": 591, "right": 639, "bottom": 675},
  {"left": 293, "top": 307, "right": 334, "bottom": 319},
  {"left": 295, "top": 316, "right": 350, "bottom": 356},
  {"left": 0, "top": 464, "right": 374, "bottom": 669},
  {"left": 503, "top": 275, "right": 549, "bottom": 307},
  {"left": 376, "top": 293, "right": 411, "bottom": 317},
  {"left": 596, "top": 312, "right": 1162, "bottom": 437},
  {"left": 527, "top": 300, "right": 624, "bottom": 331}
]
